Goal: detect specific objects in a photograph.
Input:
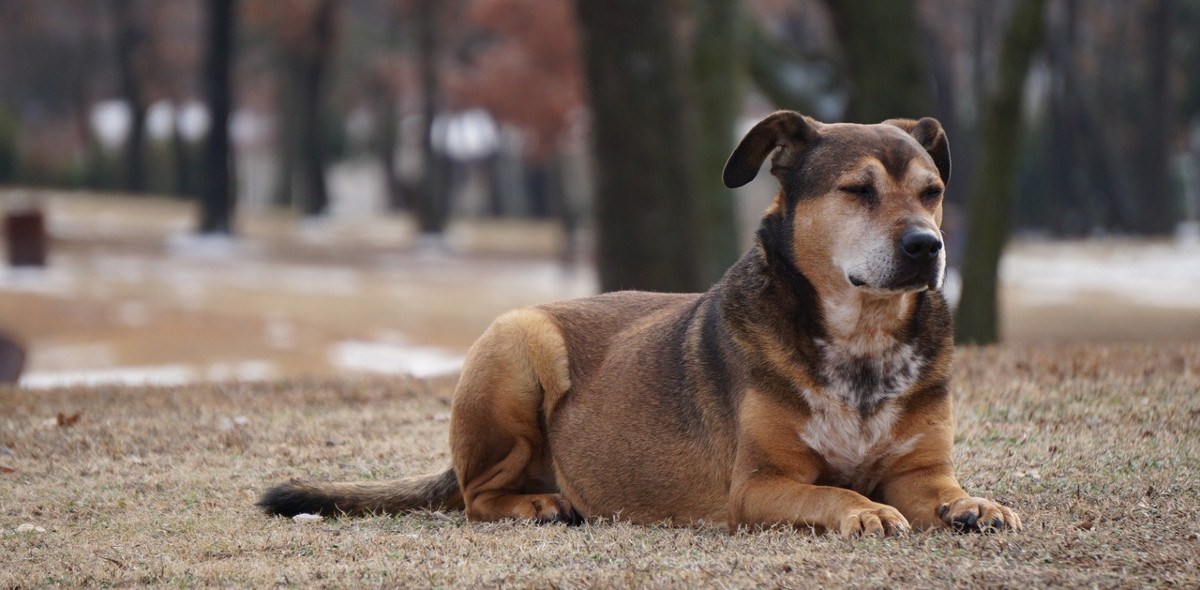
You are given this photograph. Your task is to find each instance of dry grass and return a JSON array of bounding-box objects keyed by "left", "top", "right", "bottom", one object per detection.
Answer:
[{"left": 3, "top": 341, "right": 1199, "bottom": 588}]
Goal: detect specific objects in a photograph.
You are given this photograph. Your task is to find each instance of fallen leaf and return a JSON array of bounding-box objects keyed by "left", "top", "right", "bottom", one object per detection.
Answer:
[
  {"left": 0, "top": 465, "right": 15, "bottom": 474},
  {"left": 56, "top": 413, "right": 81, "bottom": 427},
  {"left": 1075, "top": 520, "right": 1095, "bottom": 531},
  {"left": 16, "top": 523, "right": 45, "bottom": 533},
  {"left": 292, "top": 513, "right": 323, "bottom": 523}
]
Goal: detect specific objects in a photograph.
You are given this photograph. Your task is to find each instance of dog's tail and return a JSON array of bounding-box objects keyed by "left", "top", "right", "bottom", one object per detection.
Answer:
[{"left": 258, "top": 468, "right": 463, "bottom": 517}]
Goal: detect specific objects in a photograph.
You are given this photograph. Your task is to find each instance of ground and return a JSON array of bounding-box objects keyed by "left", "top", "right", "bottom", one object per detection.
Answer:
[
  {"left": 2, "top": 192, "right": 1199, "bottom": 587},
  {"left": 2, "top": 342, "right": 1198, "bottom": 587}
]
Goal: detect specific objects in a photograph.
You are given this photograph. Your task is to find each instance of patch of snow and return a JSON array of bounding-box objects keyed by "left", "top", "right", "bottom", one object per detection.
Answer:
[
  {"left": 205, "top": 360, "right": 277, "bottom": 382},
  {"left": 1001, "top": 240, "right": 1200, "bottom": 309},
  {"left": 998, "top": 239, "right": 1200, "bottom": 311},
  {"left": 166, "top": 234, "right": 257, "bottom": 259},
  {"left": 19, "top": 364, "right": 198, "bottom": 389},
  {"left": 328, "top": 340, "right": 464, "bottom": 379}
]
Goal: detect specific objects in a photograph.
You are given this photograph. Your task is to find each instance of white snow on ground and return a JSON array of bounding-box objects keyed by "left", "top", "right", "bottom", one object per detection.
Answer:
[
  {"left": 19, "top": 364, "right": 198, "bottom": 389},
  {"left": 18, "top": 360, "right": 280, "bottom": 390},
  {"left": 327, "top": 340, "right": 465, "bottom": 379},
  {"left": 1001, "top": 238, "right": 1200, "bottom": 309}
]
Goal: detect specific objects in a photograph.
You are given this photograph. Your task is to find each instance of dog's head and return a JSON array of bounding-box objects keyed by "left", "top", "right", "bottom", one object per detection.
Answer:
[{"left": 724, "top": 111, "right": 950, "bottom": 296}]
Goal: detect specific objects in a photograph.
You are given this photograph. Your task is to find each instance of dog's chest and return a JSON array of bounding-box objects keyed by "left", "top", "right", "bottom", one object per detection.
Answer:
[
  {"left": 798, "top": 336, "right": 924, "bottom": 488},
  {"left": 814, "top": 329, "right": 923, "bottom": 415}
]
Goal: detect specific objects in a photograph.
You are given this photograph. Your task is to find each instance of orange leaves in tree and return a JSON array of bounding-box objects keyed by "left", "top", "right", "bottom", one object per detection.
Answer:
[{"left": 449, "top": 0, "right": 584, "bottom": 161}]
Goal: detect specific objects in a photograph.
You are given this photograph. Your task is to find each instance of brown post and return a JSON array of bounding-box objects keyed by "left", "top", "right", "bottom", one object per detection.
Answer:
[{"left": 4, "top": 205, "right": 48, "bottom": 267}]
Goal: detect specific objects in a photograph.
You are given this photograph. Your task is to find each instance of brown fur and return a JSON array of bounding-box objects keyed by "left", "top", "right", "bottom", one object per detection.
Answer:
[{"left": 259, "top": 111, "right": 1021, "bottom": 536}]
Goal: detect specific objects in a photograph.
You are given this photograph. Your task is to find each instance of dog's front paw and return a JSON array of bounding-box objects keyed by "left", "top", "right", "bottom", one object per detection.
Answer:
[
  {"left": 838, "top": 504, "right": 910, "bottom": 537},
  {"left": 938, "top": 497, "right": 1022, "bottom": 532}
]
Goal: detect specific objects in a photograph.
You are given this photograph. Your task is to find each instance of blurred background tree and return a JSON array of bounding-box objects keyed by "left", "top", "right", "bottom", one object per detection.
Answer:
[
  {"left": 1, "top": 0, "right": 1198, "bottom": 339},
  {"left": 199, "top": 0, "right": 236, "bottom": 234},
  {"left": 575, "top": 0, "right": 704, "bottom": 292},
  {"left": 954, "top": 0, "right": 1047, "bottom": 344}
]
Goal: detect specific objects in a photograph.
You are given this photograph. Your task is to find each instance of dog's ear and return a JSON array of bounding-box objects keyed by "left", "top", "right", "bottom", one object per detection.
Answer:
[
  {"left": 884, "top": 117, "right": 951, "bottom": 184},
  {"left": 723, "top": 111, "right": 820, "bottom": 188}
]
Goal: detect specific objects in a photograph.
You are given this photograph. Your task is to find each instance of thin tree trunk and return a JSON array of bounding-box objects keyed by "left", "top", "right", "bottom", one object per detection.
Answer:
[
  {"left": 110, "top": 0, "right": 147, "bottom": 193},
  {"left": 375, "top": 83, "right": 406, "bottom": 211},
  {"left": 690, "top": 0, "right": 746, "bottom": 286},
  {"left": 170, "top": 100, "right": 196, "bottom": 197},
  {"left": 199, "top": 0, "right": 235, "bottom": 234},
  {"left": 1137, "top": 0, "right": 1175, "bottom": 234},
  {"left": 954, "top": 0, "right": 1045, "bottom": 344},
  {"left": 273, "top": 57, "right": 300, "bottom": 208},
  {"left": 415, "top": 0, "right": 450, "bottom": 235},
  {"left": 576, "top": 0, "right": 704, "bottom": 293},
  {"left": 297, "top": 0, "right": 336, "bottom": 217}
]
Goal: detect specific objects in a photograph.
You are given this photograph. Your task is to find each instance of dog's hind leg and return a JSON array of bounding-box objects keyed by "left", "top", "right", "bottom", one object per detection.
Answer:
[{"left": 448, "top": 309, "right": 580, "bottom": 524}]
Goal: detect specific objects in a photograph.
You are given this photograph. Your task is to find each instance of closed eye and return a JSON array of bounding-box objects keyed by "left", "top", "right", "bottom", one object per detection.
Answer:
[
  {"left": 840, "top": 184, "right": 876, "bottom": 200},
  {"left": 921, "top": 186, "right": 944, "bottom": 201}
]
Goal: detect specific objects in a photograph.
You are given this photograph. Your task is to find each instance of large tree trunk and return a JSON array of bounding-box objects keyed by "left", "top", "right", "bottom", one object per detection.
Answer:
[
  {"left": 199, "top": 0, "right": 236, "bottom": 234},
  {"left": 689, "top": 0, "right": 747, "bottom": 286},
  {"left": 954, "top": 0, "right": 1046, "bottom": 345},
  {"left": 821, "top": 0, "right": 931, "bottom": 122},
  {"left": 576, "top": 0, "right": 705, "bottom": 293}
]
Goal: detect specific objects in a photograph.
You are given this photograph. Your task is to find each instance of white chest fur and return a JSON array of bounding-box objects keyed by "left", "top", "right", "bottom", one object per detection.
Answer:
[
  {"left": 799, "top": 398, "right": 920, "bottom": 492},
  {"left": 800, "top": 300, "right": 926, "bottom": 491}
]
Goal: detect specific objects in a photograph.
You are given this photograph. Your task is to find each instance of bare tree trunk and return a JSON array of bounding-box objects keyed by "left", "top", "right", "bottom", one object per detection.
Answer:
[
  {"left": 689, "top": 0, "right": 746, "bottom": 286},
  {"left": 415, "top": 0, "right": 451, "bottom": 235},
  {"left": 199, "top": 0, "right": 236, "bottom": 234},
  {"left": 576, "top": 0, "right": 705, "bottom": 293},
  {"left": 954, "top": 0, "right": 1045, "bottom": 345},
  {"left": 1136, "top": 0, "right": 1176, "bottom": 234},
  {"left": 1046, "top": 0, "right": 1081, "bottom": 235},
  {"left": 273, "top": 56, "right": 300, "bottom": 208},
  {"left": 821, "top": 0, "right": 931, "bottom": 122},
  {"left": 110, "top": 0, "right": 148, "bottom": 193},
  {"left": 298, "top": 0, "right": 336, "bottom": 217},
  {"left": 170, "top": 100, "right": 197, "bottom": 197}
]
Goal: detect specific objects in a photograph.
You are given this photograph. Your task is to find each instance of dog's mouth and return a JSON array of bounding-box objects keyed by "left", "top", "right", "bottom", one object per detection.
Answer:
[{"left": 847, "top": 266, "right": 941, "bottom": 293}]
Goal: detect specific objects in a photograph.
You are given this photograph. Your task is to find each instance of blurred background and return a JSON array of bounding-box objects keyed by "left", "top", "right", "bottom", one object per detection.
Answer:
[{"left": 0, "top": 0, "right": 1197, "bottom": 388}]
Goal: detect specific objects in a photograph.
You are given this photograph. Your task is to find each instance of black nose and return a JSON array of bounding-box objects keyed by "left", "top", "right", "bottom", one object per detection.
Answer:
[{"left": 900, "top": 229, "right": 943, "bottom": 261}]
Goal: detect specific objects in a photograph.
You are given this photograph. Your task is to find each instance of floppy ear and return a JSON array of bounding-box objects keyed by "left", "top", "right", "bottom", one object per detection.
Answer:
[
  {"left": 722, "top": 111, "right": 821, "bottom": 188},
  {"left": 883, "top": 117, "right": 951, "bottom": 184}
]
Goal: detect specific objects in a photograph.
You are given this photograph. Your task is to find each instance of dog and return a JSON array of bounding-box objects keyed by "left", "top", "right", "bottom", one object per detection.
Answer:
[{"left": 259, "top": 111, "right": 1021, "bottom": 536}]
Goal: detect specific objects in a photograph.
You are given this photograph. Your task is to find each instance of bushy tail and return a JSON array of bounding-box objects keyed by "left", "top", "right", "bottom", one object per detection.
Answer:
[{"left": 258, "top": 468, "right": 463, "bottom": 517}]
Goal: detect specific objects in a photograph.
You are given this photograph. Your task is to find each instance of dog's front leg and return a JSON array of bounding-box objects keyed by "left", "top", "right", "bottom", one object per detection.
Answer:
[
  {"left": 729, "top": 393, "right": 909, "bottom": 536},
  {"left": 876, "top": 408, "right": 1022, "bottom": 532},
  {"left": 878, "top": 461, "right": 1021, "bottom": 532},
  {"left": 729, "top": 468, "right": 910, "bottom": 536}
]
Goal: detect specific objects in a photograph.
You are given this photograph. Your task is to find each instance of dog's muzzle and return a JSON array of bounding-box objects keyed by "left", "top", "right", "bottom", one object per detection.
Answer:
[{"left": 893, "top": 228, "right": 944, "bottom": 290}]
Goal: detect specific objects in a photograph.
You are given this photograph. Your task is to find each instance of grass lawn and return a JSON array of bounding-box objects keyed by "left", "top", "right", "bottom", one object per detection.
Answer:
[{"left": 3, "top": 341, "right": 1199, "bottom": 588}]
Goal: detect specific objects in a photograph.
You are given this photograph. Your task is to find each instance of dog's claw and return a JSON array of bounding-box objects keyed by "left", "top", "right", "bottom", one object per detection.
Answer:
[
  {"left": 839, "top": 504, "right": 910, "bottom": 538},
  {"left": 940, "top": 497, "right": 1021, "bottom": 533},
  {"left": 953, "top": 511, "right": 978, "bottom": 530}
]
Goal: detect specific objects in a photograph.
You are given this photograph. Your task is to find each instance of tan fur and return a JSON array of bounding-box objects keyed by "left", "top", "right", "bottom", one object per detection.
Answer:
[{"left": 258, "top": 111, "right": 1021, "bottom": 536}]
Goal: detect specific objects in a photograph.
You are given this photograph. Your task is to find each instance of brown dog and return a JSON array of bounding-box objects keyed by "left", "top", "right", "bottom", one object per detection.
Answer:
[{"left": 260, "top": 111, "right": 1021, "bottom": 536}]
